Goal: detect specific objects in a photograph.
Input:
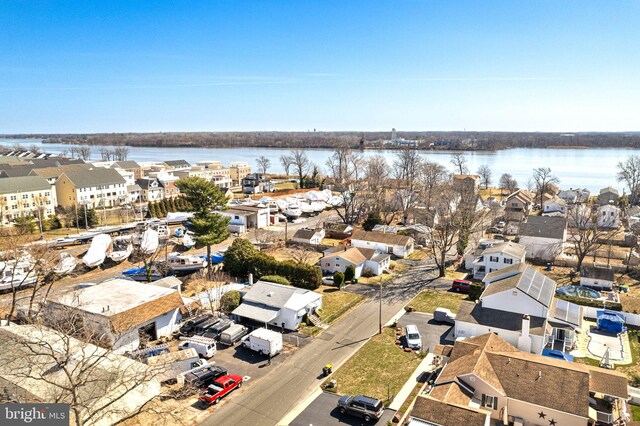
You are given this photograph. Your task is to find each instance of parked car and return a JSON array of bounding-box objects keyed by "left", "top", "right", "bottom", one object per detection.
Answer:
[
  {"left": 219, "top": 324, "right": 249, "bottom": 346},
  {"left": 434, "top": 307, "right": 456, "bottom": 325},
  {"left": 451, "top": 279, "right": 471, "bottom": 293},
  {"left": 488, "top": 227, "right": 502, "bottom": 234},
  {"left": 179, "top": 336, "right": 217, "bottom": 358},
  {"left": 179, "top": 364, "right": 228, "bottom": 389},
  {"left": 322, "top": 276, "right": 335, "bottom": 286},
  {"left": 199, "top": 374, "right": 243, "bottom": 405},
  {"left": 200, "top": 317, "right": 233, "bottom": 339},
  {"left": 337, "top": 395, "right": 384, "bottom": 422},
  {"left": 404, "top": 324, "right": 422, "bottom": 350},
  {"left": 493, "top": 234, "right": 508, "bottom": 241},
  {"left": 179, "top": 314, "right": 214, "bottom": 336},
  {"left": 496, "top": 221, "right": 506, "bottom": 228}
]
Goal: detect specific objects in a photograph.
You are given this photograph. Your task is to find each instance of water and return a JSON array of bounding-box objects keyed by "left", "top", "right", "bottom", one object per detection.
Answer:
[{"left": 1, "top": 138, "right": 635, "bottom": 194}]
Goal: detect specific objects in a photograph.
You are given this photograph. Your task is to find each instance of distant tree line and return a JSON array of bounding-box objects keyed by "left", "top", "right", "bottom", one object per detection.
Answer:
[{"left": 5, "top": 131, "right": 640, "bottom": 151}]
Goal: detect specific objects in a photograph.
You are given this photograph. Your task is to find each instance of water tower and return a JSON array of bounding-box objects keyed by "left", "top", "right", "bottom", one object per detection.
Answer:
[{"left": 391, "top": 128, "right": 397, "bottom": 141}]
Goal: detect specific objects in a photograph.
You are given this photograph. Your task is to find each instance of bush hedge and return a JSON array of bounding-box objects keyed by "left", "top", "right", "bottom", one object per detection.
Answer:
[
  {"left": 259, "top": 275, "right": 291, "bottom": 286},
  {"left": 333, "top": 271, "right": 345, "bottom": 287},
  {"left": 344, "top": 265, "right": 356, "bottom": 282},
  {"left": 469, "top": 283, "right": 484, "bottom": 301},
  {"left": 555, "top": 294, "right": 622, "bottom": 311}
]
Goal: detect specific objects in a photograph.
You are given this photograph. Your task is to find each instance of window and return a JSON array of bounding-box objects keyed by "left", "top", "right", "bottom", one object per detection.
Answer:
[
  {"left": 489, "top": 256, "right": 499, "bottom": 262},
  {"left": 504, "top": 258, "right": 513, "bottom": 264},
  {"left": 482, "top": 394, "right": 498, "bottom": 410}
]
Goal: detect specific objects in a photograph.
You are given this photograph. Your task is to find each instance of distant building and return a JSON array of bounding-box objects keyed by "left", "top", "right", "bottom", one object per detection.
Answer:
[
  {"left": 518, "top": 216, "right": 567, "bottom": 261},
  {"left": 320, "top": 245, "right": 390, "bottom": 278},
  {"left": 55, "top": 168, "right": 127, "bottom": 209},
  {"left": 350, "top": 230, "right": 414, "bottom": 258},
  {"left": 597, "top": 204, "right": 621, "bottom": 228},
  {"left": 504, "top": 189, "right": 534, "bottom": 222},
  {"left": 580, "top": 263, "right": 615, "bottom": 290},
  {"left": 452, "top": 174, "right": 480, "bottom": 194},
  {"left": 597, "top": 187, "right": 619, "bottom": 206},
  {"left": 162, "top": 159, "right": 191, "bottom": 171},
  {"left": 229, "top": 162, "right": 252, "bottom": 185},
  {"left": 242, "top": 173, "right": 275, "bottom": 194},
  {"left": 136, "top": 177, "right": 164, "bottom": 202},
  {"left": 0, "top": 176, "right": 57, "bottom": 226},
  {"left": 291, "top": 227, "right": 325, "bottom": 245},
  {"left": 383, "top": 128, "right": 420, "bottom": 147}
]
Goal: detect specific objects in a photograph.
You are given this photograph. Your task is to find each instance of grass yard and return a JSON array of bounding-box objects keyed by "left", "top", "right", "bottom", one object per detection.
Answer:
[
  {"left": 407, "top": 290, "right": 468, "bottom": 314},
  {"left": 324, "top": 327, "right": 423, "bottom": 404},
  {"left": 321, "top": 237, "right": 344, "bottom": 246},
  {"left": 631, "top": 404, "right": 640, "bottom": 421},
  {"left": 406, "top": 249, "right": 430, "bottom": 260},
  {"left": 615, "top": 330, "right": 640, "bottom": 383},
  {"left": 265, "top": 247, "right": 323, "bottom": 264},
  {"left": 275, "top": 181, "right": 297, "bottom": 191},
  {"left": 316, "top": 286, "right": 365, "bottom": 324}
]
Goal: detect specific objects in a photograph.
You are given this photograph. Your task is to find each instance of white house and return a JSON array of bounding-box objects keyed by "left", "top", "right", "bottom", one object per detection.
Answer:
[
  {"left": 558, "top": 188, "right": 590, "bottom": 204},
  {"left": 580, "top": 263, "right": 615, "bottom": 290},
  {"left": 350, "top": 230, "right": 414, "bottom": 258},
  {"left": 518, "top": 216, "right": 567, "bottom": 261},
  {"left": 412, "top": 333, "right": 628, "bottom": 426},
  {"left": 455, "top": 264, "right": 582, "bottom": 354},
  {"left": 217, "top": 204, "right": 270, "bottom": 233},
  {"left": 597, "top": 203, "right": 621, "bottom": 228},
  {"left": 320, "top": 245, "right": 391, "bottom": 278},
  {"left": 470, "top": 241, "right": 526, "bottom": 280},
  {"left": 291, "top": 228, "right": 325, "bottom": 245},
  {"left": 232, "top": 281, "right": 322, "bottom": 331},
  {"left": 542, "top": 196, "right": 568, "bottom": 216},
  {"left": 43, "top": 279, "right": 185, "bottom": 353},
  {"left": 136, "top": 177, "right": 164, "bottom": 202}
]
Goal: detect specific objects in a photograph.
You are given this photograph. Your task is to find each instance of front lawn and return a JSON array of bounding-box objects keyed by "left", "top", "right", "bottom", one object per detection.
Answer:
[
  {"left": 316, "top": 286, "right": 365, "bottom": 324},
  {"left": 407, "top": 290, "right": 467, "bottom": 314},
  {"left": 631, "top": 404, "right": 640, "bottom": 421},
  {"left": 324, "top": 327, "right": 423, "bottom": 404}
]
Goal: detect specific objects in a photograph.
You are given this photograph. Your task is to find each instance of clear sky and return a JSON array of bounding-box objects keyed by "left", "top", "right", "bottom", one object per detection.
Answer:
[{"left": 1, "top": 1, "right": 639, "bottom": 133}]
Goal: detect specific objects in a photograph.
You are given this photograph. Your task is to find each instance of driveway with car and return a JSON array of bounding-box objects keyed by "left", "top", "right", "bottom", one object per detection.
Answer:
[
  {"left": 290, "top": 392, "right": 395, "bottom": 426},
  {"left": 396, "top": 311, "right": 454, "bottom": 353}
]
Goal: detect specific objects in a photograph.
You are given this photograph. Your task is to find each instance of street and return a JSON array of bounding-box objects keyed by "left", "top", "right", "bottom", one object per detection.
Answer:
[{"left": 200, "top": 260, "right": 439, "bottom": 426}]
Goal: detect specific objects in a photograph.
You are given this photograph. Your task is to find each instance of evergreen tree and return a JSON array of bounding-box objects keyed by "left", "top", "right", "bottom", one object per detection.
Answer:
[{"left": 363, "top": 211, "right": 383, "bottom": 231}]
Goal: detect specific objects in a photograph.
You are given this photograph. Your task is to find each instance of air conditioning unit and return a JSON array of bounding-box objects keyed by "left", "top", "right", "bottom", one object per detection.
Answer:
[{"left": 513, "top": 417, "right": 524, "bottom": 426}]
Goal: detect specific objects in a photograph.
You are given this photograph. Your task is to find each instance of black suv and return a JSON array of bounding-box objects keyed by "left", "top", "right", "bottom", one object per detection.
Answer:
[
  {"left": 201, "top": 318, "right": 234, "bottom": 340},
  {"left": 337, "top": 395, "right": 384, "bottom": 422},
  {"left": 183, "top": 365, "right": 228, "bottom": 389},
  {"left": 179, "top": 314, "right": 214, "bottom": 336}
]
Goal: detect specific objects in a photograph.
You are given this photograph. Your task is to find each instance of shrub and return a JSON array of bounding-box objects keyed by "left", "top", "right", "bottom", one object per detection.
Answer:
[
  {"left": 555, "top": 294, "right": 623, "bottom": 311},
  {"left": 362, "top": 267, "right": 374, "bottom": 278},
  {"left": 224, "top": 238, "right": 260, "bottom": 278},
  {"left": 363, "top": 211, "right": 383, "bottom": 231},
  {"left": 259, "top": 275, "right": 291, "bottom": 286},
  {"left": 220, "top": 290, "right": 241, "bottom": 314},
  {"left": 344, "top": 265, "right": 356, "bottom": 282},
  {"left": 48, "top": 215, "right": 62, "bottom": 230},
  {"left": 333, "top": 271, "right": 345, "bottom": 288},
  {"left": 14, "top": 216, "right": 37, "bottom": 233},
  {"left": 469, "top": 283, "right": 484, "bottom": 301}
]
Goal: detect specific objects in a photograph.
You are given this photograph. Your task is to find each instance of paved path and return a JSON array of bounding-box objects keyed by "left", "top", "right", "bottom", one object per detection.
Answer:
[{"left": 202, "top": 264, "right": 437, "bottom": 426}]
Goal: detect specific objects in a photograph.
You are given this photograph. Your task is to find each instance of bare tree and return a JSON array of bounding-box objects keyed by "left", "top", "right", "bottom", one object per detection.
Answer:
[
  {"left": 617, "top": 155, "right": 640, "bottom": 205},
  {"left": 288, "top": 248, "right": 319, "bottom": 265},
  {"left": 418, "top": 161, "right": 449, "bottom": 208},
  {"left": 189, "top": 271, "right": 233, "bottom": 314},
  {"left": 567, "top": 205, "right": 621, "bottom": 271},
  {"left": 364, "top": 155, "right": 395, "bottom": 224},
  {"left": 290, "top": 149, "right": 310, "bottom": 189},
  {"left": 326, "top": 148, "right": 369, "bottom": 224},
  {"left": 256, "top": 156, "right": 271, "bottom": 175},
  {"left": 532, "top": 167, "right": 559, "bottom": 208},
  {"left": 76, "top": 146, "right": 92, "bottom": 160},
  {"left": 393, "top": 148, "right": 423, "bottom": 224},
  {"left": 325, "top": 145, "right": 353, "bottom": 184},
  {"left": 280, "top": 154, "right": 293, "bottom": 176},
  {"left": 99, "top": 147, "right": 112, "bottom": 161},
  {"left": 113, "top": 146, "right": 129, "bottom": 161},
  {"left": 499, "top": 173, "right": 518, "bottom": 194},
  {"left": 477, "top": 164, "right": 492, "bottom": 189},
  {"left": 450, "top": 152, "right": 469, "bottom": 174}
]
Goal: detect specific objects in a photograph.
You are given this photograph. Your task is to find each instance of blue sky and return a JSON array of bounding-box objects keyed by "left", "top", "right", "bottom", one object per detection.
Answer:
[{"left": 1, "top": 1, "right": 639, "bottom": 133}]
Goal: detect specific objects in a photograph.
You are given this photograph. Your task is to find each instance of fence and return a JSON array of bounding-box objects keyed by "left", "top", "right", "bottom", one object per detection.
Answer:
[{"left": 580, "top": 304, "right": 640, "bottom": 327}]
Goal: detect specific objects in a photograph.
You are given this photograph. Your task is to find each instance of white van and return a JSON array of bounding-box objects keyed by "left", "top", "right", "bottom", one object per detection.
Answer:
[
  {"left": 178, "top": 336, "right": 217, "bottom": 358},
  {"left": 405, "top": 324, "right": 422, "bottom": 350},
  {"left": 241, "top": 328, "right": 283, "bottom": 357}
]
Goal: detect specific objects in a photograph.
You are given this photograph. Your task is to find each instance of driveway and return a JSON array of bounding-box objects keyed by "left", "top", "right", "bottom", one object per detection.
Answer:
[
  {"left": 396, "top": 312, "right": 454, "bottom": 353},
  {"left": 289, "top": 392, "right": 395, "bottom": 426}
]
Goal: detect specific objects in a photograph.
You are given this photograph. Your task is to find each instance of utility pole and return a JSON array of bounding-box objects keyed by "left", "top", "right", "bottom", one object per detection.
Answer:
[{"left": 379, "top": 275, "right": 383, "bottom": 334}]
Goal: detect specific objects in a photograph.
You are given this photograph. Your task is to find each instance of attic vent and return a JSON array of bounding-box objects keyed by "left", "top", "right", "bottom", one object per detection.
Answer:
[
  {"left": 267, "top": 292, "right": 274, "bottom": 297},
  {"left": 507, "top": 357, "right": 511, "bottom": 364},
  {"left": 537, "top": 371, "right": 542, "bottom": 380}
]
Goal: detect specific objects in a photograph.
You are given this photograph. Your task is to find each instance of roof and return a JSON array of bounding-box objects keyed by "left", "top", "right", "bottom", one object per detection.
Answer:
[
  {"left": 29, "top": 164, "right": 92, "bottom": 179},
  {"left": 506, "top": 189, "right": 534, "bottom": 204},
  {"left": 480, "top": 241, "right": 526, "bottom": 259},
  {"left": 241, "top": 281, "right": 318, "bottom": 309},
  {"left": 164, "top": 160, "right": 191, "bottom": 168},
  {"left": 581, "top": 263, "right": 615, "bottom": 282},
  {"left": 429, "top": 333, "right": 628, "bottom": 418},
  {"left": 232, "top": 302, "right": 279, "bottom": 323},
  {"left": 49, "top": 279, "right": 184, "bottom": 333},
  {"left": 292, "top": 228, "right": 322, "bottom": 240},
  {"left": 322, "top": 246, "right": 380, "bottom": 264},
  {"left": 452, "top": 174, "right": 480, "bottom": 181},
  {"left": 112, "top": 160, "right": 141, "bottom": 169},
  {"left": 550, "top": 298, "right": 582, "bottom": 328},
  {"left": 455, "top": 302, "right": 547, "bottom": 336},
  {"left": 127, "top": 184, "right": 142, "bottom": 192},
  {"left": 599, "top": 186, "right": 619, "bottom": 195},
  {"left": 136, "top": 177, "right": 161, "bottom": 190},
  {"left": 519, "top": 215, "right": 567, "bottom": 240},
  {"left": 410, "top": 396, "right": 489, "bottom": 426},
  {"left": 544, "top": 196, "right": 568, "bottom": 207},
  {"left": 482, "top": 264, "right": 556, "bottom": 308},
  {"left": 60, "top": 168, "right": 126, "bottom": 188},
  {"left": 0, "top": 175, "right": 52, "bottom": 194},
  {"left": 351, "top": 229, "right": 413, "bottom": 246}
]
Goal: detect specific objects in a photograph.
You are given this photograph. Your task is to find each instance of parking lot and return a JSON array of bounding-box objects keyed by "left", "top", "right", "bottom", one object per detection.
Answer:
[
  {"left": 290, "top": 392, "right": 395, "bottom": 426},
  {"left": 396, "top": 311, "right": 455, "bottom": 353}
]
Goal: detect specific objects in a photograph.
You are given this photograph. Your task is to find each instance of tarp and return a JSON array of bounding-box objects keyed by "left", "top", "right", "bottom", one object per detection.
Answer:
[
  {"left": 140, "top": 229, "right": 159, "bottom": 254},
  {"left": 82, "top": 234, "right": 112, "bottom": 267},
  {"left": 597, "top": 310, "right": 625, "bottom": 334}
]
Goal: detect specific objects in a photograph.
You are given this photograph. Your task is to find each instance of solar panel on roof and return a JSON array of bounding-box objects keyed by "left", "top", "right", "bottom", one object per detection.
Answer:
[{"left": 516, "top": 267, "right": 555, "bottom": 307}]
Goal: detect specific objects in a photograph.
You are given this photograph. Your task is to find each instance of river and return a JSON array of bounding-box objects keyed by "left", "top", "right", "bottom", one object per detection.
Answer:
[{"left": 0, "top": 138, "right": 634, "bottom": 194}]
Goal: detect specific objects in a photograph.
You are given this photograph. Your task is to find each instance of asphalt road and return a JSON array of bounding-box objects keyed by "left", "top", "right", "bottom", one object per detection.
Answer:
[
  {"left": 289, "top": 393, "right": 395, "bottom": 426},
  {"left": 201, "top": 262, "right": 438, "bottom": 426}
]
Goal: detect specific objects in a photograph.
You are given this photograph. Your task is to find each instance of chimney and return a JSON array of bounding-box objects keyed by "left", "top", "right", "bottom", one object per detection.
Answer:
[
  {"left": 248, "top": 273, "right": 254, "bottom": 285},
  {"left": 521, "top": 314, "right": 530, "bottom": 336},
  {"left": 517, "top": 314, "right": 532, "bottom": 353}
]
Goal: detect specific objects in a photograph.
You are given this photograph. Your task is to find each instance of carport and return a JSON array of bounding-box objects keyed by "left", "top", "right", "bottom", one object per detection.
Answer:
[{"left": 232, "top": 302, "right": 279, "bottom": 328}]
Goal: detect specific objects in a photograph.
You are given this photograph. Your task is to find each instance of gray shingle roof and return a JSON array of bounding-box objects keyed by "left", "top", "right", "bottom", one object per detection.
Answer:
[
  {"left": 0, "top": 176, "right": 52, "bottom": 194},
  {"left": 242, "top": 281, "right": 302, "bottom": 309},
  {"left": 519, "top": 215, "right": 567, "bottom": 240},
  {"left": 581, "top": 263, "right": 615, "bottom": 282},
  {"left": 112, "top": 161, "right": 141, "bottom": 169},
  {"left": 482, "top": 264, "right": 556, "bottom": 308},
  {"left": 480, "top": 241, "right": 526, "bottom": 259},
  {"left": 61, "top": 168, "right": 126, "bottom": 188},
  {"left": 164, "top": 160, "right": 190, "bottom": 168},
  {"left": 455, "top": 302, "right": 547, "bottom": 336}
]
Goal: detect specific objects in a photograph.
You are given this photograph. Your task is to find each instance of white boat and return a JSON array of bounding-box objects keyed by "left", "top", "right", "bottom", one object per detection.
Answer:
[
  {"left": 140, "top": 229, "right": 159, "bottom": 255},
  {"left": 310, "top": 201, "right": 327, "bottom": 213},
  {"left": 0, "top": 260, "right": 37, "bottom": 291},
  {"left": 83, "top": 234, "right": 112, "bottom": 268},
  {"left": 183, "top": 232, "right": 195, "bottom": 249},
  {"left": 283, "top": 205, "right": 302, "bottom": 219},
  {"left": 300, "top": 202, "right": 315, "bottom": 216},
  {"left": 328, "top": 195, "right": 344, "bottom": 207},
  {"left": 109, "top": 236, "right": 133, "bottom": 263},
  {"left": 275, "top": 199, "right": 288, "bottom": 211},
  {"left": 54, "top": 253, "right": 77, "bottom": 275},
  {"left": 167, "top": 253, "right": 207, "bottom": 273}
]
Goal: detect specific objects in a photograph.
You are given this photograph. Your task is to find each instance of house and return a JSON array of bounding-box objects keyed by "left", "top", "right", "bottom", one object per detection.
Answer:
[
  {"left": 231, "top": 281, "right": 322, "bottom": 330},
  {"left": 581, "top": 263, "right": 615, "bottom": 290},
  {"left": 163, "top": 159, "right": 191, "bottom": 171},
  {"left": 291, "top": 227, "right": 325, "bottom": 245},
  {"left": 416, "top": 333, "right": 628, "bottom": 426},
  {"left": 127, "top": 184, "right": 142, "bottom": 203},
  {"left": 597, "top": 203, "right": 621, "bottom": 228},
  {"left": 242, "top": 173, "right": 275, "bottom": 194},
  {"left": 29, "top": 163, "right": 93, "bottom": 184},
  {"left": 112, "top": 160, "right": 144, "bottom": 179},
  {"left": 137, "top": 177, "right": 164, "bottom": 202},
  {"left": 456, "top": 263, "right": 582, "bottom": 354},
  {"left": 350, "top": 230, "right": 414, "bottom": 258},
  {"left": 324, "top": 222, "right": 353, "bottom": 239},
  {"left": 463, "top": 238, "right": 504, "bottom": 270},
  {"left": 217, "top": 204, "right": 270, "bottom": 233},
  {"left": 229, "top": 161, "right": 252, "bottom": 185},
  {"left": 42, "top": 279, "right": 185, "bottom": 352},
  {"left": 320, "top": 245, "right": 391, "bottom": 278},
  {"left": 558, "top": 188, "right": 590, "bottom": 204},
  {"left": 0, "top": 324, "right": 162, "bottom": 426},
  {"left": 470, "top": 241, "right": 526, "bottom": 280},
  {"left": 0, "top": 176, "right": 57, "bottom": 226},
  {"left": 154, "top": 172, "right": 180, "bottom": 199},
  {"left": 518, "top": 216, "right": 567, "bottom": 261},
  {"left": 598, "top": 187, "right": 620, "bottom": 206},
  {"left": 504, "top": 189, "right": 534, "bottom": 222},
  {"left": 55, "top": 168, "right": 128, "bottom": 209},
  {"left": 452, "top": 174, "right": 480, "bottom": 194},
  {"left": 542, "top": 196, "right": 568, "bottom": 216}
]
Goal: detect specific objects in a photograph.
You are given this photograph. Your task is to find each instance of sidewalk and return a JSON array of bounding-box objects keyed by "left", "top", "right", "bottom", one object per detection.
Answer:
[{"left": 388, "top": 353, "right": 437, "bottom": 411}]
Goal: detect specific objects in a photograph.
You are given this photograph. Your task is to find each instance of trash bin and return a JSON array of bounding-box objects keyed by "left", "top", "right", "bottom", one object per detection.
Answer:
[
  {"left": 353, "top": 278, "right": 359, "bottom": 284},
  {"left": 546, "top": 263, "right": 551, "bottom": 271}
]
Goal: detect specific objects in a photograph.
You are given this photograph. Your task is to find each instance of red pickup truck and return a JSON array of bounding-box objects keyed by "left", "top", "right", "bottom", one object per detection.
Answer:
[{"left": 199, "top": 374, "right": 243, "bottom": 405}]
